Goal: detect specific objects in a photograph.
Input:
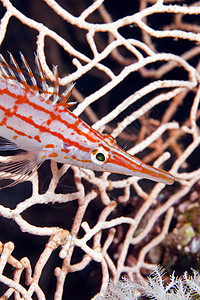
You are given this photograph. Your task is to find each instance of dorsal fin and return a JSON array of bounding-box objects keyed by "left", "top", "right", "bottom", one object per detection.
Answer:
[
  {"left": 19, "top": 52, "right": 39, "bottom": 95},
  {"left": 0, "top": 54, "right": 20, "bottom": 86},
  {"left": 51, "top": 65, "right": 60, "bottom": 105},
  {"left": 8, "top": 52, "right": 28, "bottom": 87},
  {"left": 0, "top": 53, "right": 76, "bottom": 107},
  {"left": 56, "top": 83, "right": 76, "bottom": 108},
  {"left": 34, "top": 54, "right": 49, "bottom": 99}
]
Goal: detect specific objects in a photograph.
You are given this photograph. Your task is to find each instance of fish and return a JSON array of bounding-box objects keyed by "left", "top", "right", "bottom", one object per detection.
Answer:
[{"left": 0, "top": 53, "right": 174, "bottom": 188}]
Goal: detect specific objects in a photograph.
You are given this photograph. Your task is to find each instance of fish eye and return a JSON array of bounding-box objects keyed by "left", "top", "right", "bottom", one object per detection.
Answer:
[
  {"left": 96, "top": 152, "right": 105, "bottom": 162},
  {"left": 91, "top": 146, "right": 110, "bottom": 165}
]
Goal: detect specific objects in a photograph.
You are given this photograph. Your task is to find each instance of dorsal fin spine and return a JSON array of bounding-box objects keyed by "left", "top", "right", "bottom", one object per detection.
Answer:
[{"left": 0, "top": 53, "right": 75, "bottom": 107}]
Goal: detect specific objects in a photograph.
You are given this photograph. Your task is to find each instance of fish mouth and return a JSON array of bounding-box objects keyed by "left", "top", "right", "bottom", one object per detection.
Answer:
[{"left": 109, "top": 150, "right": 174, "bottom": 185}]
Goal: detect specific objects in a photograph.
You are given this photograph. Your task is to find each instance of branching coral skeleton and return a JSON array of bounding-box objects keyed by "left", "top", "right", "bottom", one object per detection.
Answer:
[{"left": 0, "top": 0, "right": 199, "bottom": 298}]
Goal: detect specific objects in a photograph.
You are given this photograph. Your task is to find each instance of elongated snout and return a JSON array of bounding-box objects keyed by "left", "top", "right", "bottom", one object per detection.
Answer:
[
  {"left": 109, "top": 150, "right": 174, "bottom": 185},
  {"left": 139, "top": 162, "right": 174, "bottom": 185}
]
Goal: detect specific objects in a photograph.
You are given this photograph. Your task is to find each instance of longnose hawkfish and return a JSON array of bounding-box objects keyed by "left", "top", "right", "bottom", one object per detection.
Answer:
[{"left": 0, "top": 53, "right": 174, "bottom": 188}]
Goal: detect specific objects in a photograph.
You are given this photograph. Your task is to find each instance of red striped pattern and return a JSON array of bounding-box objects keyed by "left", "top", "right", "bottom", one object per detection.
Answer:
[{"left": 0, "top": 54, "right": 175, "bottom": 186}]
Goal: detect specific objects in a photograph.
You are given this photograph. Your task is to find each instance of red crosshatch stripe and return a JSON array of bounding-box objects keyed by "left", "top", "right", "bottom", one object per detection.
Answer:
[
  {"left": 0, "top": 105, "right": 91, "bottom": 153},
  {"left": 0, "top": 87, "right": 98, "bottom": 144},
  {"left": 6, "top": 124, "right": 33, "bottom": 139}
]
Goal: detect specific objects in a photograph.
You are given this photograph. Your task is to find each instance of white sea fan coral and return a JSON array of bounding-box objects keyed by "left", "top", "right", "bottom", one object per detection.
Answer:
[
  {"left": 94, "top": 267, "right": 200, "bottom": 300},
  {"left": 183, "top": 269, "right": 200, "bottom": 298},
  {"left": 93, "top": 276, "right": 136, "bottom": 300},
  {"left": 0, "top": 0, "right": 200, "bottom": 298}
]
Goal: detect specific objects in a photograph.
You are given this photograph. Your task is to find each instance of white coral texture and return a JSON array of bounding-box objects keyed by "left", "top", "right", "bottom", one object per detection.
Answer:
[{"left": 94, "top": 267, "right": 200, "bottom": 300}]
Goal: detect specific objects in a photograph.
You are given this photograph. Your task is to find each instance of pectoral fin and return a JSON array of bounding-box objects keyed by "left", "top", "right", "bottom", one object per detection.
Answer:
[
  {"left": 0, "top": 151, "right": 44, "bottom": 188},
  {"left": 0, "top": 137, "right": 20, "bottom": 151}
]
